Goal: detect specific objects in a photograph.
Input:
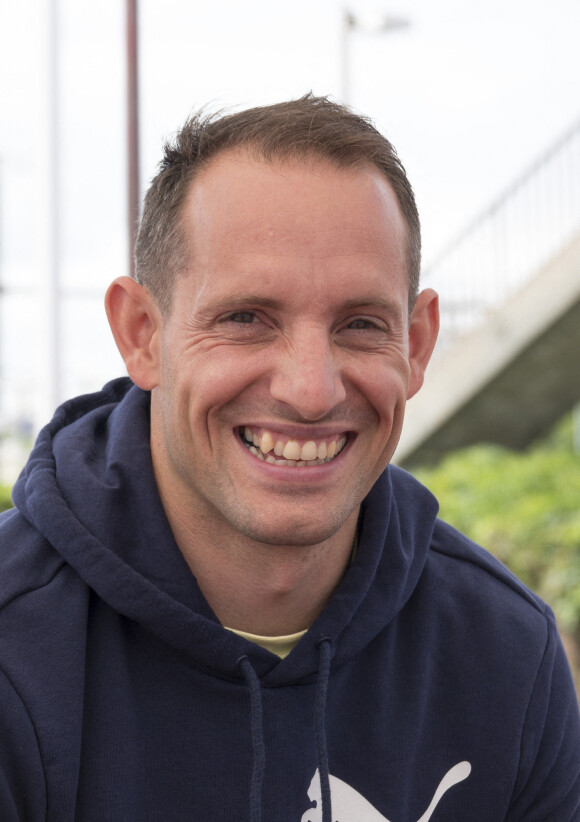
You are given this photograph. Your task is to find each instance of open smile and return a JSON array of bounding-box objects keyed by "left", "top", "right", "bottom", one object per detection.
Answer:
[{"left": 240, "top": 426, "right": 349, "bottom": 467}]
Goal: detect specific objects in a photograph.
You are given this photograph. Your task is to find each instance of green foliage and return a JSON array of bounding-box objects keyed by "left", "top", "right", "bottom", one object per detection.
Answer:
[
  {"left": 414, "top": 414, "right": 580, "bottom": 641},
  {"left": 0, "top": 485, "right": 13, "bottom": 513}
]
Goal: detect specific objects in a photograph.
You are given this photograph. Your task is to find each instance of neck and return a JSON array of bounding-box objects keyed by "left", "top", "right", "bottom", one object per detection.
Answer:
[{"left": 160, "top": 493, "right": 359, "bottom": 636}]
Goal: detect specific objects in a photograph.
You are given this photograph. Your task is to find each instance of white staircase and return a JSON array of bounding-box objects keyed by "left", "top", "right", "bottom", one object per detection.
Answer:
[{"left": 395, "top": 118, "right": 580, "bottom": 467}]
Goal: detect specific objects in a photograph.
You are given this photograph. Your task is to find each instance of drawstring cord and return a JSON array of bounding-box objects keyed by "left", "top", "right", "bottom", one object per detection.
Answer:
[
  {"left": 316, "top": 639, "right": 333, "bottom": 822},
  {"left": 239, "top": 656, "right": 266, "bottom": 822},
  {"left": 238, "top": 639, "right": 333, "bottom": 822}
]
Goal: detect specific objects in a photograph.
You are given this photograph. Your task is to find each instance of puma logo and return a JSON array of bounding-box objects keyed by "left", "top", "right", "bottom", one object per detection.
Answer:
[{"left": 301, "top": 760, "right": 472, "bottom": 822}]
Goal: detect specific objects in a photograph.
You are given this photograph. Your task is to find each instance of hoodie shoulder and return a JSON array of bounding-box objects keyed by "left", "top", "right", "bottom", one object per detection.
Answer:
[
  {"left": 0, "top": 508, "right": 66, "bottom": 609},
  {"left": 387, "top": 465, "right": 549, "bottom": 616},
  {"left": 388, "top": 466, "right": 554, "bottom": 663},
  {"left": 0, "top": 506, "right": 89, "bottom": 821},
  {"left": 430, "top": 516, "right": 549, "bottom": 616}
]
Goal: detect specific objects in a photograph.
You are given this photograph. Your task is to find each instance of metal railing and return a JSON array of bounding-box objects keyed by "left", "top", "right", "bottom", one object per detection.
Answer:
[{"left": 422, "top": 117, "right": 580, "bottom": 351}]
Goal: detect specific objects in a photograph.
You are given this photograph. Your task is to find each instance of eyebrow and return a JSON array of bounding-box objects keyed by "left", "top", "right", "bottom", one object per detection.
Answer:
[
  {"left": 205, "top": 293, "right": 403, "bottom": 317},
  {"left": 201, "top": 294, "right": 285, "bottom": 314},
  {"left": 339, "top": 296, "right": 403, "bottom": 317}
]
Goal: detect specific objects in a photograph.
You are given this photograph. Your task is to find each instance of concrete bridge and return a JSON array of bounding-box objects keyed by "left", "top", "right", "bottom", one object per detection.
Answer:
[{"left": 395, "top": 119, "right": 580, "bottom": 468}]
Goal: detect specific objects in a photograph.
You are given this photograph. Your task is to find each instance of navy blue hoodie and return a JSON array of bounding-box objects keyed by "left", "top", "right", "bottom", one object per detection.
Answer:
[{"left": 0, "top": 378, "right": 579, "bottom": 821}]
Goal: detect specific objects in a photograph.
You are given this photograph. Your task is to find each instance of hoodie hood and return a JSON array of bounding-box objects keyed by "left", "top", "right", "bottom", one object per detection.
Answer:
[{"left": 12, "top": 378, "right": 439, "bottom": 685}]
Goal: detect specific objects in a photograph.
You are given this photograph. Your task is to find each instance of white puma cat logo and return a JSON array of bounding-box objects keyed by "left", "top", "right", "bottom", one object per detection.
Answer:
[{"left": 301, "top": 760, "right": 471, "bottom": 822}]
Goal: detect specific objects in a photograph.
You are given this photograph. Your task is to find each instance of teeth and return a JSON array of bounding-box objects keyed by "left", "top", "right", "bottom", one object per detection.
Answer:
[
  {"left": 243, "top": 428, "right": 348, "bottom": 467},
  {"left": 260, "top": 431, "right": 274, "bottom": 455},
  {"left": 282, "top": 440, "right": 301, "bottom": 461},
  {"left": 300, "top": 441, "right": 318, "bottom": 461}
]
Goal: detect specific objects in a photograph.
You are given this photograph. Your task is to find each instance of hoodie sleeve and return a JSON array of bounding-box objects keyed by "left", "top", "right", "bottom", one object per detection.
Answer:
[
  {"left": 0, "top": 668, "right": 47, "bottom": 821},
  {"left": 506, "top": 610, "right": 580, "bottom": 820}
]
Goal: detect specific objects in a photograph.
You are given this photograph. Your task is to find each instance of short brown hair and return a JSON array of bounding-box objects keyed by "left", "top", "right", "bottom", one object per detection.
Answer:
[{"left": 135, "top": 94, "right": 421, "bottom": 314}]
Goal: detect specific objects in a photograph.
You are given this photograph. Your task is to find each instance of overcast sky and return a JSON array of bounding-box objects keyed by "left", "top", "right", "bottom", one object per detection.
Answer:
[{"left": 0, "top": 0, "right": 579, "bottom": 437}]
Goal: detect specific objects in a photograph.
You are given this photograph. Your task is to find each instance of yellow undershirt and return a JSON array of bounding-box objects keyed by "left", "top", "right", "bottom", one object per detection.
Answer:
[{"left": 226, "top": 627, "right": 308, "bottom": 659}]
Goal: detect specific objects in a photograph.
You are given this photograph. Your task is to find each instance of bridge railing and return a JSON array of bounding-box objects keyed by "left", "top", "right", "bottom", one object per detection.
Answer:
[{"left": 421, "top": 118, "right": 580, "bottom": 352}]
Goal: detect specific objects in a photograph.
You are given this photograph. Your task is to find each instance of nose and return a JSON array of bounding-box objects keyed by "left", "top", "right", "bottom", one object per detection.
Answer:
[{"left": 268, "top": 327, "right": 347, "bottom": 421}]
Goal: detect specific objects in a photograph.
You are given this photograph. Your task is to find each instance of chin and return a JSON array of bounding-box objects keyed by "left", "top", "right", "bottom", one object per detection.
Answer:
[{"left": 232, "top": 508, "right": 352, "bottom": 548}]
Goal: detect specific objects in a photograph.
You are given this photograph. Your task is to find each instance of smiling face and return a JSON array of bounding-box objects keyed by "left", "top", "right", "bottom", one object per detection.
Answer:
[{"left": 141, "top": 151, "right": 438, "bottom": 548}]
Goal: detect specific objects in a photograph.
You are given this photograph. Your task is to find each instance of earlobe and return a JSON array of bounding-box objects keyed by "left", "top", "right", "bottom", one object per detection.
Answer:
[
  {"left": 407, "top": 288, "right": 440, "bottom": 400},
  {"left": 105, "top": 276, "right": 163, "bottom": 391}
]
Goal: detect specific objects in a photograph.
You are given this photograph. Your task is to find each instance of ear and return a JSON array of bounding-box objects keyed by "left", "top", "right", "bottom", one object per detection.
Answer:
[
  {"left": 407, "top": 288, "right": 439, "bottom": 400},
  {"left": 105, "top": 276, "right": 163, "bottom": 391}
]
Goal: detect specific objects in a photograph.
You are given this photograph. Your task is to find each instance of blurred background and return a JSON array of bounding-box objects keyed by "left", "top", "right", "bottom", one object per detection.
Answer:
[{"left": 1, "top": 0, "right": 579, "bottom": 675}]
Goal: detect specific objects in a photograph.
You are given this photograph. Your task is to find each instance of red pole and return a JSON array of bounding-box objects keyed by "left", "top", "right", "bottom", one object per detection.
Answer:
[{"left": 126, "top": 0, "right": 140, "bottom": 278}]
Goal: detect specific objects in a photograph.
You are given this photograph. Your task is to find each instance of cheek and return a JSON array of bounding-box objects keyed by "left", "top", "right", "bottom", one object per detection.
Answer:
[
  {"left": 166, "top": 356, "right": 258, "bottom": 439},
  {"left": 354, "top": 364, "right": 409, "bottom": 417},
  {"left": 198, "top": 349, "right": 273, "bottom": 411},
  {"left": 192, "top": 341, "right": 266, "bottom": 381}
]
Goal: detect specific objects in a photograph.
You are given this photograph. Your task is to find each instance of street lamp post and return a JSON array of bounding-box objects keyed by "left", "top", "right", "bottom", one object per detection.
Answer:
[
  {"left": 126, "top": 0, "right": 140, "bottom": 280},
  {"left": 47, "top": 0, "right": 62, "bottom": 417},
  {"left": 340, "top": 8, "right": 411, "bottom": 105}
]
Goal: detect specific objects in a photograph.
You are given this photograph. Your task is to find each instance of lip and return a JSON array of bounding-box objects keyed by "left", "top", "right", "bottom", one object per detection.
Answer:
[{"left": 238, "top": 423, "right": 353, "bottom": 440}]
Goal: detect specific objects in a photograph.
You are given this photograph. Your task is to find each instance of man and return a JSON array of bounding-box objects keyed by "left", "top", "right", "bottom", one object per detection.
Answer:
[{"left": 0, "top": 95, "right": 578, "bottom": 821}]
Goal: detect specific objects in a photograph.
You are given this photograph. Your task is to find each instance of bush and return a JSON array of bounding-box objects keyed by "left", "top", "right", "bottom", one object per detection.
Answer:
[{"left": 0, "top": 486, "right": 13, "bottom": 514}]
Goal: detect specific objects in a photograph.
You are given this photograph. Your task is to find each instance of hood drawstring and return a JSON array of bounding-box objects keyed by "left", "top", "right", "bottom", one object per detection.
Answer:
[
  {"left": 239, "top": 656, "right": 266, "bottom": 822},
  {"left": 238, "top": 639, "right": 333, "bottom": 822},
  {"left": 315, "top": 638, "right": 333, "bottom": 822}
]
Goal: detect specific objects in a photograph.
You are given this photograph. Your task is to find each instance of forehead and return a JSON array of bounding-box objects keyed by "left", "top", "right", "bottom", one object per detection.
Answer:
[
  {"left": 186, "top": 151, "right": 405, "bottom": 241},
  {"left": 177, "top": 151, "right": 409, "bottom": 304}
]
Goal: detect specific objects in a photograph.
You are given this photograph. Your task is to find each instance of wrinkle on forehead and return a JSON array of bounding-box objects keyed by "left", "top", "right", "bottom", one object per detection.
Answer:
[{"left": 176, "top": 151, "right": 409, "bottom": 313}]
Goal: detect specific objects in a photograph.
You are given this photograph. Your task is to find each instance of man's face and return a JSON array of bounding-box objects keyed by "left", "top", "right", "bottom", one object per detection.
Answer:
[{"left": 149, "top": 152, "right": 431, "bottom": 546}]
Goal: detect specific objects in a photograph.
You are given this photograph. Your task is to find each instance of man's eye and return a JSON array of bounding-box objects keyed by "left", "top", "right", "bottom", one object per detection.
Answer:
[
  {"left": 228, "top": 311, "right": 256, "bottom": 324},
  {"left": 347, "top": 319, "right": 375, "bottom": 330}
]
